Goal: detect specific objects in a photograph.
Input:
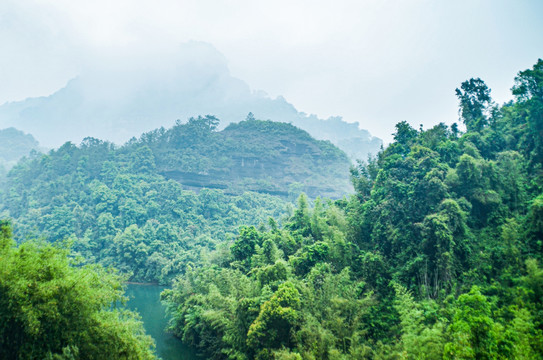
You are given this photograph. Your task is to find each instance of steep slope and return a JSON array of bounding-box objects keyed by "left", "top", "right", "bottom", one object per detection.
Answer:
[{"left": 0, "top": 41, "right": 381, "bottom": 159}]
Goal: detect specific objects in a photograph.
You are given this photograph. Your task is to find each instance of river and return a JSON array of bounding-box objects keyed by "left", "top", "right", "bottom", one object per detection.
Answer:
[{"left": 124, "top": 284, "right": 199, "bottom": 360}]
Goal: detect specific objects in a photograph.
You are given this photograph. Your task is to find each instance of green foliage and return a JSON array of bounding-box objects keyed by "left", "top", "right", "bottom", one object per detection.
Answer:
[
  {"left": 444, "top": 286, "right": 499, "bottom": 359},
  {"left": 1, "top": 139, "right": 289, "bottom": 283},
  {"left": 163, "top": 198, "right": 376, "bottom": 359},
  {"left": 4, "top": 60, "right": 543, "bottom": 359},
  {"left": 247, "top": 282, "right": 301, "bottom": 354},
  {"left": 0, "top": 222, "right": 157, "bottom": 360},
  {"left": 153, "top": 117, "right": 352, "bottom": 198},
  {"left": 393, "top": 121, "right": 418, "bottom": 148},
  {"left": 393, "top": 283, "right": 445, "bottom": 359},
  {"left": 163, "top": 60, "right": 543, "bottom": 360},
  {"left": 232, "top": 226, "right": 262, "bottom": 263},
  {"left": 0, "top": 117, "right": 356, "bottom": 284},
  {"left": 455, "top": 78, "right": 493, "bottom": 132},
  {"left": 526, "top": 194, "right": 543, "bottom": 255}
]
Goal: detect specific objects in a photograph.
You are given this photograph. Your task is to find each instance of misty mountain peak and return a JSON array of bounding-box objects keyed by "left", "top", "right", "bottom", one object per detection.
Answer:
[{"left": 0, "top": 41, "right": 380, "bottom": 160}]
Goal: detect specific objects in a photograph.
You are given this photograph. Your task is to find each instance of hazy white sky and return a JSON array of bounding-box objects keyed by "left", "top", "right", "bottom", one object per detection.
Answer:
[{"left": 1, "top": 0, "right": 542, "bottom": 142}]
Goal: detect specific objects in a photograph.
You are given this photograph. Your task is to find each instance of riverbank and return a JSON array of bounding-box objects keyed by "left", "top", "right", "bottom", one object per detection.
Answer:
[
  {"left": 124, "top": 283, "right": 199, "bottom": 360},
  {"left": 125, "top": 281, "right": 160, "bottom": 286}
]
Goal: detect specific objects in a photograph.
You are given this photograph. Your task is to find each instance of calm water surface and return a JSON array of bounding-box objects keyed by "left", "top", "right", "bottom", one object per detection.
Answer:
[{"left": 124, "top": 284, "right": 199, "bottom": 360}]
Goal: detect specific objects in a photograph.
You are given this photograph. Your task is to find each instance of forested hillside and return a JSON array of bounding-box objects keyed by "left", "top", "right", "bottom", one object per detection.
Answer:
[
  {"left": 1, "top": 59, "right": 542, "bottom": 360},
  {"left": 141, "top": 115, "right": 352, "bottom": 198},
  {"left": 0, "top": 118, "right": 350, "bottom": 284},
  {"left": 161, "top": 60, "right": 543, "bottom": 359}
]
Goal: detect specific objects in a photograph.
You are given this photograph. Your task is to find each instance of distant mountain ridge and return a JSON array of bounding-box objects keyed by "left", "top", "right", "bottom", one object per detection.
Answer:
[
  {"left": 0, "top": 41, "right": 381, "bottom": 160},
  {"left": 0, "top": 127, "right": 41, "bottom": 171}
]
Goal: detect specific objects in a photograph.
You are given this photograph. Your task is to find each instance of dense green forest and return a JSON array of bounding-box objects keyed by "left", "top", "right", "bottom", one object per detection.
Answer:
[
  {"left": 0, "top": 118, "right": 351, "bottom": 284},
  {"left": 0, "top": 221, "right": 157, "bottom": 359},
  {"left": 160, "top": 60, "right": 543, "bottom": 359},
  {"left": 1, "top": 59, "right": 542, "bottom": 359}
]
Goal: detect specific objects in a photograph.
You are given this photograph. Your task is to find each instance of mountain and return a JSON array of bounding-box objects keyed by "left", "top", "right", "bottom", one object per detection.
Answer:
[
  {"left": 0, "top": 127, "right": 41, "bottom": 171},
  {"left": 0, "top": 118, "right": 352, "bottom": 283},
  {"left": 144, "top": 116, "right": 352, "bottom": 199},
  {"left": 0, "top": 41, "right": 381, "bottom": 160}
]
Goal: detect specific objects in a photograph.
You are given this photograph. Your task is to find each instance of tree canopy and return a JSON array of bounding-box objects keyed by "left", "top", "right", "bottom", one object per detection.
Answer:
[
  {"left": 162, "top": 60, "right": 543, "bottom": 359},
  {"left": 2, "top": 59, "right": 543, "bottom": 360},
  {"left": 0, "top": 221, "right": 157, "bottom": 360}
]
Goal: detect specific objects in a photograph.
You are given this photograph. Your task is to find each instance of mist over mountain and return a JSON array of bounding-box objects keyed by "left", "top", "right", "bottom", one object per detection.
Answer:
[
  {"left": 0, "top": 128, "right": 41, "bottom": 171},
  {"left": 0, "top": 41, "right": 381, "bottom": 160}
]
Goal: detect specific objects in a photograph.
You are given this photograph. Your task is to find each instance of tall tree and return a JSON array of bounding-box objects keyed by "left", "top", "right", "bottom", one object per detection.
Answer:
[
  {"left": 512, "top": 59, "right": 543, "bottom": 163},
  {"left": 455, "top": 78, "right": 493, "bottom": 132}
]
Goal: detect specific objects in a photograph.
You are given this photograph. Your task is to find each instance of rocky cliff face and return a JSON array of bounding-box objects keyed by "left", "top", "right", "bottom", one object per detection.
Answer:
[{"left": 143, "top": 119, "right": 353, "bottom": 199}]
